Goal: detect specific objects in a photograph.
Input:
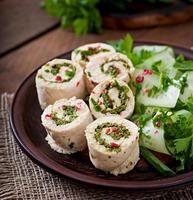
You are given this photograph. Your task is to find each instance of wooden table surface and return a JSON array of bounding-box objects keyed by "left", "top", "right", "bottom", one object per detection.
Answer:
[{"left": 0, "top": 1, "right": 193, "bottom": 94}]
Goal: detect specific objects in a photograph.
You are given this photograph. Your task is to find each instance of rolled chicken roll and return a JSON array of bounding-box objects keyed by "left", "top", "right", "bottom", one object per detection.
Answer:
[
  {"left": 85, "top": 52, "right": 134, "bottom": 93},
  {"left": 71, "top": 43, "right": 116, "bottom": 68},
  {"left": 41, "top": 97, "right": 93, "bottom": 154},
  {"left": 89, "top": 79, "right": 135, "bottom": 119},
  {"left": 110, "top": 144, "right": 139, "bottom": 176},
  {"left": 36, "top": 59, "right": 86, "bottom": 109},
  {"left": 85, "top": 116, "right": 139, "bottom": 175}
]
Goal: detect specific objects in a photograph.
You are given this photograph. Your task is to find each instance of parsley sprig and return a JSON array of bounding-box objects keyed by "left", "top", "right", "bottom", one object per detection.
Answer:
[
  {"left": 164, "top": 111, "right": 193, "bottom": 171},
  {"left": 43, "top": 0, "right": 102, "bottom": 36}
]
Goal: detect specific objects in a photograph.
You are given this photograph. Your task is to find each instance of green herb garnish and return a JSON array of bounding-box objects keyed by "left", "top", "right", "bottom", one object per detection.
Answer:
[
  {"left": 179, "top": 73, "right": 188, "bottom": 94},
  {"left": 43, "top": 0, "right": 102, "bottom": 36},
  {"left": 174, "top": 54, "right": 193, "bottom": 71},
  {"left": 151, "top": 60, "right": 162, "bottom": 73},
  {"left": 108, "top": 34, "right": 153, "bottom": 65},
  {"left": 164, "top": 111, "right": 193, "bottom": 171}
]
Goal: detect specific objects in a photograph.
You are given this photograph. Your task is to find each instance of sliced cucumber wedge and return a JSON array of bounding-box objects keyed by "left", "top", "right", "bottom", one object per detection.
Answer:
[
  {"left": 133, "top": 45, "right": 174, "bottom": 57},
  {"left": 179, "top": 71, "right": 193, "bottom": 103},
  {"left": 134, "top": 69, "right": 180, "bottom": 108},
  {"left": 136, "top": 49, "right": 176, "bottom": 78},
  {"left": 140, "top": 113, "right": 170, "bottom": 155}
]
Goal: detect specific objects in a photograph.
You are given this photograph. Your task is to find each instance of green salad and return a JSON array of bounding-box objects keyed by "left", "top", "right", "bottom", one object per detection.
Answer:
[{"left": 109, "top": 34, "right": 193, "bottom": 176}]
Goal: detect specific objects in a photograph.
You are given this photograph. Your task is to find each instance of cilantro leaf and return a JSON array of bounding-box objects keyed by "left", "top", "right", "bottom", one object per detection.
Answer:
[
  {"left": 164, "top": 111, "right": 193, "bottom": 171},
  {"left": 108, "top": 34, "right": 136, "bottom": 63},
  {"left": 108, "top": 34, "right": 133, "bottom": 56},
  {"left": 151, "top": 60, "right": 162, "bottom": 73},
  {"left": 174, "top": 97, "right": 193, "bottom": 114},
  {"left": 108, "top": 34, "right": 155, "bottom": 65}
]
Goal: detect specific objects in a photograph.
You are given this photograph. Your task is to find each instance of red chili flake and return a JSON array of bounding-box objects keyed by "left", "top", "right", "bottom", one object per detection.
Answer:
[
  {"left": 45, "top": 114, "right": 52, "bottom": 119},
  {"left": 76, "top": 102, "right": 82, "bottom": 111},
  {"left": 110, "top": 81, "right": 113, "bottom": 86},
  {"left": 116, "top": 68, "right": 121, "bottom": 74},
  {"left": 62, "top": 67, "right": 67, "bottom": 71},
  {"left": 102, "top": 89, "right": 108, "bottom": 94},
  {"left": 154, "top": 130, "right": 159, "bottom": 135},
  {"left": 143, "top": 69, "right": 153, "bottom": 75},
  {"left": 155, "top": 121, "right": 161, "bottom": 127},
  {"left": 105, "top": 128, "right": 111, "bottom": 134},
  {"left": 76, "top": 81, "right": 80, "bottom": 87},
  {"left": 135, "top": 75, "right": 144, "bottom": 84},
  {"left": 110, "top": 142, "right": 120, "bottom": 148},
  {"left": 107, "top": 83, "right": 112, "bottom": 88},
  {"left": 143, "top": 88, "right": 150, "bottom": 93},
  {"left": 55, "top": 76, "right": 62, "bottom": 82},
  {"left": 99, "top": 100, "right": 103, "bottom": 105},
  {"left": 111, "top": 127, "right": 119, "bottom": 132},
  {"left": 76, "top": 106, "right": 81, "bottom": 111}
]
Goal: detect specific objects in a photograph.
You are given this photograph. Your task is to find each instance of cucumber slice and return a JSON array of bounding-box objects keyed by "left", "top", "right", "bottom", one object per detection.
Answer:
[
  {"left": 134, "top": 69, "right": 180, "bottom": 108},
  {"left": 133, "top": 45, "right": 174, "bottom": 57},
  {"left": 179, "top": 71, "right": 193, "bottom": 103},
  {"left": 136, "top": 49, "right": 176, "bottom": 78},
  {"left": 140, "top": 114, "right": 170, "bottom": 155}
]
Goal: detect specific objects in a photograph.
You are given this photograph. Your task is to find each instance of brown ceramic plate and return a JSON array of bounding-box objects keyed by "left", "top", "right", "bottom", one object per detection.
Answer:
[{"left": 10, "top": 41, "right": 193, "bottom": 190}]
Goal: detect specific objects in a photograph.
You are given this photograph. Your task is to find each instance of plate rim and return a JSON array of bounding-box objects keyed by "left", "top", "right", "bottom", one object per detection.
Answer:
[{"left": 10, "top": 40, "right": 193, "bottom": 190}]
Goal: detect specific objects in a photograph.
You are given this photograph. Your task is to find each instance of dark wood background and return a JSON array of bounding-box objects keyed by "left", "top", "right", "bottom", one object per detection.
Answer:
[{"left": 0, "top": 0, "right": 193, "bottom": 94}]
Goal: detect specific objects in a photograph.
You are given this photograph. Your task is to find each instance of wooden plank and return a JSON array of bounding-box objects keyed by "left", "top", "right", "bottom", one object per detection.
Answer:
[
  {"left": 0, "top": 19, "right": 193, "bottom": 94},
  {"left": 0, "top": 0, "right": 58, "bottom": 56}
]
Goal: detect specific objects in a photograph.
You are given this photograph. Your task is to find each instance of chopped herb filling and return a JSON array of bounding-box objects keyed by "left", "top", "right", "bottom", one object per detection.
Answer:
[
  {"left": 51, "top": 105, "right": 78, "bottom": 126},
  {"left": 75, "top": 47, "right": 110, "bottom": 61},
  {"left": 94, "top": 122, "right": 130, "bottom": 152},
  {"left": 100, "top": 58, "right": 130, "bottom": 78},
  {"left": 91, "top": 80, "right": 129, "bottom": 114},
  {"left": 42, "top": 62, "right": 76, "bottom": 83}
]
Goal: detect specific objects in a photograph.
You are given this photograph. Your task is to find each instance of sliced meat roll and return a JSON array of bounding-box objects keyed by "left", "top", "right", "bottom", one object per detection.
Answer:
[
  {"left": 36, "top": 59, "right": 86, "bottom": 109},
  {"left": 110, "top": 144, "right": 139, "bottom": 176},
  {"left": 89, "top": 79, "right": 135, "bottom": 119},
  {"left": 41, "top": 97, "right": 93, "bottom": 154},
  {"left": 85, "top": 116, "right": 139, "bottom": 175},
  {"left": 71, "top": 43, "right": 115, "bottom": 68},
  {"left": 85, "top": 52, "right": 134, "bottom": 93}
]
